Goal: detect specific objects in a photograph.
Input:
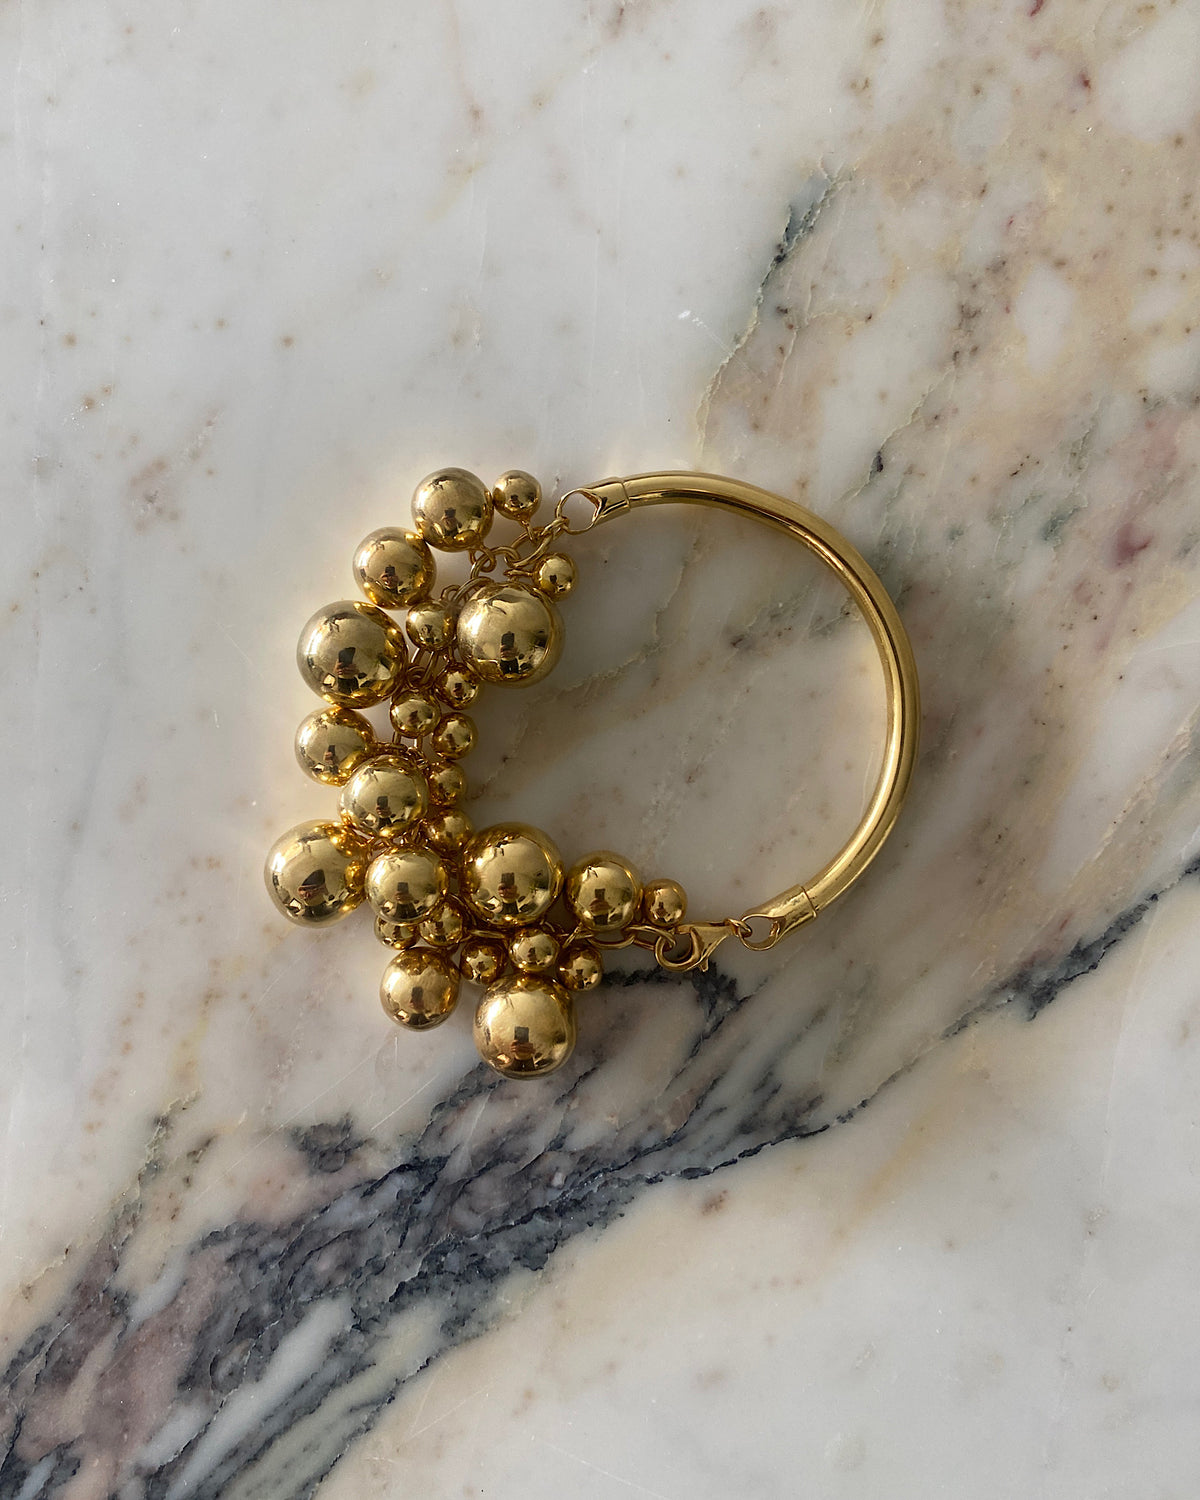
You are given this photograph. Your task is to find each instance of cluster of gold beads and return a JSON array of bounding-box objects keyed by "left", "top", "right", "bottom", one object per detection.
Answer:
[{"left": 265, "top": 467, "right": 691, "bottom": 1079}]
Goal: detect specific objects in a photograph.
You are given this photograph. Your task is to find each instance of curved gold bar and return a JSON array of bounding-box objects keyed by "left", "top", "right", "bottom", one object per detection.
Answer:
[{"left": 586, "top": 471, "right": 920, "bottom": 956}]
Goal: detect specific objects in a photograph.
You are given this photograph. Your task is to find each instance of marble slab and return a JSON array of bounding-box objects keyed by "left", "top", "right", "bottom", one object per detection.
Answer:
[{"left": 3, "top": 1, "right": 1200, "bottom": 1496}]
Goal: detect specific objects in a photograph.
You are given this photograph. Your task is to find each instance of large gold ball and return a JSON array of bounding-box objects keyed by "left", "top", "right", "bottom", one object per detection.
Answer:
[
  {"left": 294, "top": 706, "right": 376, "bottom": 786},
  {"left": 474, "top": 976, "right": 576, "bottom": 1078},
  {"left": 265, "top": 821, "right": 366, "bottom": 925},
  {"left": 492, "top": 469, "right": 541, "bottom": 521},
  {"left": 366, "top": 847, "right": 447, "bottom": 924},
  {"left": 642, "top": 878, "right": 688, "bottom": 928},
  {"left": 380, "top": 949, "right": 459, "bottom": 1030},
  {"left": 339, "top": 755, "right": 427, "bottom": 841},
  {"left": 461, "top": 823, "right": 563, "bottom": 927},
  {"left": 412, "top": 468, "right": 493, "bottom": 551},
  {"left": 566, "top": 852, "right": 643, "bottom": 935},
  {"left": 353, "top": 527, "right": 434, "bottom": 609},
  {"left": 297, "top": 600, "right": 406, "bottom": 708},
  {"left": 456, "top": 585, "right": 563, "bottom": 687}
]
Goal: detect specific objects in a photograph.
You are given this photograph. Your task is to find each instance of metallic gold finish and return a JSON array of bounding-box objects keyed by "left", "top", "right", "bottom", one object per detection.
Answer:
[
  {"left": 294, "top": 706, "right": 376, "bottom": 786},
  {"left": 375, "top": 916, "right": 416, "bottom": 949},
  {"left": 425, "top": 808, "right": 473, "bottom": 854},
  {"left": 418, "top": 897, "right": 467, "bottom": 949},
  {"left": 492, "top": 469, "right": 541, "bottom": 521},
  {"left": 533, "top": 553, "right": 576, "bottom": 599},
  {"left": 642, "top": 878, "right": 687, "bottom": 928},
  {"left": 353, "top": 527, "right": 434, "bottom": 608},
  {"left": 427, "top": 762, "right": 467, "bottom": 805},
  {"left": 265, "top": 821, "right": 366, "bottom": 925},
  {"left": 405, "top": 601, "right": 456, "bottom": 652},
  {"left": 566, "top": 852, "right": 642, "bottom": 936},
  {"left": 412, "top": 467, "right": 493, "bottom": 551},
  {"left": 432, "top": 712, "right": 476, "bottom": 760},
  {"left": 473, "top": 976, "right": 576, "bottom": 1078},
  {"left": 389, "top": 693, "right": 439, "bottom": 739},
  {"left": 297, "top": 601, "right": 406, "bottom": 708},
  {"left": 365, "top": 847, "right": 447, "bottom": 924},
  {"left": 339, "top": 755, "right": 427, "bottom": 841},
  {"left": 438, "top": 667, "right": 479, "bottom": 707},
  {"left": 455, "top": 585, "right": 562, "bottom": 687},
  {"left": 461, "top": 822, "right": 564, "bottom": 927},
  {"left": 380, "top": 949, "right": 459, "bottom": 1030},
  {"left": 559, "top": 942, "right": 604, "bottom": 991},
  {"left": 460, "top": 938, "right": 506, "bottom": 986},
  {"left": 510, "top": 928, "right": 559, "bottom": 973}
]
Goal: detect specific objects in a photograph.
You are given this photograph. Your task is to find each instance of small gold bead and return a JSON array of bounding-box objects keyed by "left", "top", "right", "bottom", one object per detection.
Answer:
[
  {"left": 366, "top": 847, "right": 448, "bottom": 924},
  {"left": 462, "top": 823, "right": 564, "bottom": 927},
  {"left": 559, "top": 942, "right": 604, "bottom": 991},
  {"left": 380, "top": 948, "right": 459, "bottom": 1030},
  {"left": 510, "top": 927, "right": 559, "bottom": 973},
  {"left": 474, "top": 976, "right": 576, "bottom": 1078},
  {"left": 375, "top": 915, "right": 416, "bottom": 949},
  {"left": 432, "top": 713, "right": 476, "bottom": 760},
  {"left": 492, "top": 469, "right": 541, "bottom": 521},
  {"left": 389, "top": 693, "right": 440, "bottom": 739},
  {"left": 297, "top": 600, "right": 406, "bottom": 708},
  {"left": 294, "top": 706, "right": 376, "bottom": 786},
  {"left": 425, "top": 808, "right": 474, "bottom": 853},
  {"left": 353, "top": 527, "right": 434, "bottom": 609},
  {"left": 339, "top": 755, "right": 427, "bottom": 841},
  {"left": 406, "top": 601, "right": 456, "bottom": 652},
  {"left": 265, "top": 821, "right": 366, "bottom": 925},
  {"left": 412, "top": 468, "right": 493, "bottom": 551},
  {"left": 438, "top": 667, "right": 479, "bottom": 707},
  {"left": 534, "top": 553, "right": 576, "bottom": 599},
  {"left": 566, "top": 852, "right": 643, "bottom": 935},
  {"left": 427, "top": 762, "right": 467, "bottom": 805},
  {"left": 456, "top": 585, "right": 562, "bottom": 687},
  {"left": 419, "top": 897, "right": 467, "bottom": 949},
  {"left": 642, "top": 878, "right": 688, "bottom": 928},
  {"left": 460, "top": 938, "right": 506, "bottom": 985}
]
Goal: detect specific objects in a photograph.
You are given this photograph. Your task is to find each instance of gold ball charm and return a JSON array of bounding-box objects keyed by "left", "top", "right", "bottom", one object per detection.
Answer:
[
  {"left": 492, "top": 469, "right": 541, "bottom": 521},
  {"left": 428, "top": 762, "right": 467, "bottom": 804},
  {"left": 339, "top": 755, "right": 427, "bottom": 841},
  {"left": 425, "top": 808, "right": 474, "bottom": 854},
  {"left": 294, "top": 706, "right": 376, "bottom": 786},
  {"left": 474, "top": 976, "right": 576, "bottom": 1078},
  {"left": 389, "top": 693, "right": 439, "bottom": 739},
  {"left": 432, "top": 713, "right": 476, "bottom": 760},
  {"left": 642, "top": 878, "right": 688, "bottom": 928},
  {"left": 265, "top": 821, "right": 366, "bottom": 925},
  {"left": 297, "top": 601, "right": 406, "bottom": 708},
  {"left": 405, "top": 601, "right": 456, "bottom": 652},
  {"left": 510, "top": 928, "right": 559, "bottom": 973},
  {"left": 462, "top": 823, "right": 564, "bottom": 927},
  {"left": 559, "top": 942, "right": 604, "bottom": 991},
  {"left": 438, "top": 667, "right": 479, "bottom": 707},
  {"left": 534, "top": 553, "right": 576, "bottom": 599},
  {"left": 567, "top": 852, "right": 643, "bottom": 936},
  {"left": 412, "top": 468, "right": 493, "bottom": 551},
  {"left": 366, "top": 847, "right": 447, "bottom": 924},
  {"left": 375, "top": 916, "right": 416, "bottom": 949},
  {"left": 380, "top": 949, "right": 459, "bottom": 1030},
  {"left": 456, "top": 585, "right": 563, "bottom": 687},
  {"left": 460, "top": 938, "right": 506, "bottom": 985},
  {"left": 353, "top": 527, "right": 434, "bottom": 609},
  {"left": 418, "top": 898, "right": 467, "bottom": 949}
]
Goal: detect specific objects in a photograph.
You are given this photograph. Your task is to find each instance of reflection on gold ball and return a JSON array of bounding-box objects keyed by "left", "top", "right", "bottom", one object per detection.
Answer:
[
  {"left": 425, "top": 808, "right": 473, "bottom": 853},
  {"left": 380, "top": 949, "right": 459, "bottom": 1030},
  {"left": 412, "top": 468, "right": 493, "bottom": 551},
  {"left": 375, "top": 915, "right": 416, "bottom": 949},
  {"left": 534, "top": 553, "right": 576, "bottom": 599},
  {"left": 405, "top": 601, "right": 456, "bottom": 652},
  {"left": 559, "top": 942, "right": 604, "bottom": 991},
  {"left": 297, "top": 601, "right": 406, "bottom": 708},
  {"left": 265, "top": 821, "right": 366, "bottom": 925},
  {"left": 510, "top": 928, "right": 559, "bottom": 973},
  {"left": 566, "top": 852, "right": 642, "bottom": 935},
  {"left": 474, "top": 976, "right": 576, "bottom": 1078},
  {"left": 460, "top": 938, "right": 506, "bottom": 985},
  {"left": 366, "top": 847, "right": 447, "bottom": 924},
  {"left": 427, "top": 762, "right": 467, "bottom": 804},
  {"left": 456, "top": 585, "right": 563, "bottom": 687},
  {"left": 353, "top": 528, "right": 434, "bottom": 609},
  {"left": 340, "top": 755, "right": 427, "bottom": 841},
  {"left": 294, "top": 706, "right": 376, "bottom": 786},
  {"left": 462, "top": 823, "right": 564, "bottom": 927},
  {"left": 389, "top": 693, "right": 439, "bottom": 739},
  {"left": 642, "top": 878, "right": 688, "bottom": 928},
  {"left": 492, "top": 469, "right": 541, "bottom": 521},
  {"left": 419, "top": 898, "right": 467, "bottom": 949},
  {"left": 438, "top": 667, "right": 479, "bottom": 707},
  {"left": 432, "top": 713, "right": 475, "bottom": 760}
]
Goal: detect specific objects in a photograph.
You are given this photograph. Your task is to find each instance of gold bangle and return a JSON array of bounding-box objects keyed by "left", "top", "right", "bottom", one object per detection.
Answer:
[{"left": 265, "top": 467, "right": 920, "bottom": 1080}]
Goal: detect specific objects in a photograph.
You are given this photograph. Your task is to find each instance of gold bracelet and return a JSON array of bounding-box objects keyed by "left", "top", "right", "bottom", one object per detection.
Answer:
[{"left": 265, "top": 468, "right": 920, "bottom": 1079}]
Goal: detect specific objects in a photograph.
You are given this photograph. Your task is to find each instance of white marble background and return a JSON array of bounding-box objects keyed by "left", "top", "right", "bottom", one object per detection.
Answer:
[{"left": 4, "top": 1, "right": 1200, "bottom": 1496}]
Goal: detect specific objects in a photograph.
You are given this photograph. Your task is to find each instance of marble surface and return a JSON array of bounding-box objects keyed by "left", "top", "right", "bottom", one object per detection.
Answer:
[{"left": 4, "top": 1, "right": 1200, "bottom": 1495}]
